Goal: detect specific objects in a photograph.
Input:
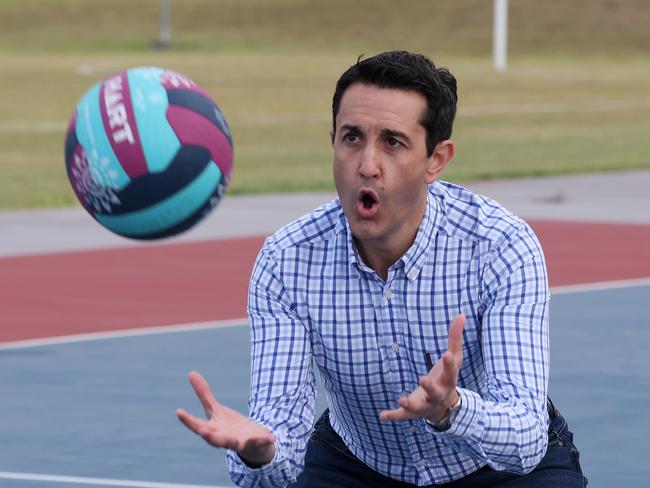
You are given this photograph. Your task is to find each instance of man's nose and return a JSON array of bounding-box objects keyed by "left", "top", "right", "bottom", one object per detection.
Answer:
[{"left": 358, "top": 145, "right": 381, "bottom": 178}]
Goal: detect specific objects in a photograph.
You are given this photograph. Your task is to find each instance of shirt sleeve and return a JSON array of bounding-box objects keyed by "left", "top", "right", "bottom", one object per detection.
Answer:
[
  {"left": 226, "top": 243, "right": 317, "bottom": 488},
  {"left": 431, "top": 222, "right": 551, "bottom": 474}
]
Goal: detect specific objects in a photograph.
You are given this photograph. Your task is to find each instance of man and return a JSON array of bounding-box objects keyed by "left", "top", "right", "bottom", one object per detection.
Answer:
[{"left": 177, "top": 51, "right": 587, "bottom": 487}]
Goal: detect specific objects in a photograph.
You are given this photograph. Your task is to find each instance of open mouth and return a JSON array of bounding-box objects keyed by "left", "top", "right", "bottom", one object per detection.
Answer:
[
  {"left": 361, "top": 192, "right": 376, "bottom": 209},
  {"left": 356, "top": 188, "right": 379, "bottom": 217}
]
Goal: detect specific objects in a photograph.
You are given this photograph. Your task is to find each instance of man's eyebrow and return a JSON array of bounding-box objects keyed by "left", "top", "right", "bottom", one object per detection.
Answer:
[
  {"left": 381, "top": 128, "right": 411, "bottom": 143},
  {"left": 339, "top": 124, "right": 362, "bottom": 134}
]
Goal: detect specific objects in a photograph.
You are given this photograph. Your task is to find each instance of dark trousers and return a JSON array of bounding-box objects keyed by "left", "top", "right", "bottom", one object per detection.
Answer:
[{"left": 289, "top": 401, "right": 587, "bottom": 487}]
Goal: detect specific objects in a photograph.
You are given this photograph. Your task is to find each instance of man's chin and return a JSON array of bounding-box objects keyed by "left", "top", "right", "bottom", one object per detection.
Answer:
[{"left": 348, "top": 218, "right": 382, "bottom": 242}]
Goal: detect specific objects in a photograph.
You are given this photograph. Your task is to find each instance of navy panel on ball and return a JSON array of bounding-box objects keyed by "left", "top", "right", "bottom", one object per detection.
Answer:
[
  {"left": 166, "top": 89, "right": 233, "bottom": 146},
  {"left": 139, "top": 174, "right": 227, "bottom": 240},
  {"left": 64, "top": 124, "right": 79, "bottom": 173},
  {"left": 94, "top": 146, "right": 213, "bottom": 217}
]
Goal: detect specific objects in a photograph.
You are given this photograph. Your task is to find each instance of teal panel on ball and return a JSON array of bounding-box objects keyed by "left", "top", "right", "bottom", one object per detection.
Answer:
[
  {"left": 96, "top": 161, "right": 223, "bottom": 238},
  {"left": 127, "top": 67, "right": 181, "bottom": 173},
  {"left": 75, "top": 82, "right": 131, "bottom": 191}
]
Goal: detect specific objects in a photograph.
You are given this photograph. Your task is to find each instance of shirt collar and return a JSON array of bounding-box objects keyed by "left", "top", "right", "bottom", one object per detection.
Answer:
[
  {"left": 336, "top": 191, "right": 442, "bottom": 280},
  {"left": 401, "top": 191, "right": 440, "bottom": 281}
]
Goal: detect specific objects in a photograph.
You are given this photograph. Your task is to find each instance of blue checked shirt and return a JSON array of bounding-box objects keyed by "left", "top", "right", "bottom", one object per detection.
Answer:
[{"left": 226, "top": 181, "right": 550, "bottom": 487}]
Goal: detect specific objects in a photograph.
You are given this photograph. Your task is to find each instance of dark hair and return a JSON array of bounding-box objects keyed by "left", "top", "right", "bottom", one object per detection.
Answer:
[{"left": 332, "top": 51, "right": 457, "bottom": 156}]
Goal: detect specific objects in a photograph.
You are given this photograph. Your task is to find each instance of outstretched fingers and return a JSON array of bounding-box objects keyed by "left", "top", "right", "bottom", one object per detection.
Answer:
[
  {"left": 379, "top": 405, "right": 410, "bottom": 421},
  {"left": 188, "top": 371, "right": 220, "bottom": 418},
  {"left": 177, "top": 372, "right": 277, "bottom": 466},
  {"left": 379, "top": 388, "right": 429, "bottom": 421},
  {"left": 176, "top": 407, "right": 210, "bottom": 436},
  {"left": 439, "top": 351, "right": 459, "bottom": 387},
  {"left": 380, "top": 315, "right": 465, "bottom": 424},
  {"left": 447, "top": 314, "right": 465, "bottom": 361},
  {"left": 176, "top": 407, "right": 237, "bottom": 450},
  {"left": 419, "top": 373, "right": 446, "bottom": 399}
]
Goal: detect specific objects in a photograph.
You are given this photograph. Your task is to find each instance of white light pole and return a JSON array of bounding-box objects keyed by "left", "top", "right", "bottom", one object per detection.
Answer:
[
  {"left": 156, "top": 0, "right": 172, "bottom": 49},
  {"left": 493, "top": 0, "right": 508, "bottom": 72}
]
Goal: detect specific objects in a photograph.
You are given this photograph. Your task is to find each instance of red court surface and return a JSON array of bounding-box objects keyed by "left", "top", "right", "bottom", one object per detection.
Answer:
[{"left": 1, "top": 220, "right": 649, "bottom": 343}]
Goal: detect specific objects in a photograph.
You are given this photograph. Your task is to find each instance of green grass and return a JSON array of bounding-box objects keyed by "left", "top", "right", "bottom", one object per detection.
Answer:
[{"left": 0, "top": 1, "right": 649, "bottom": 209}]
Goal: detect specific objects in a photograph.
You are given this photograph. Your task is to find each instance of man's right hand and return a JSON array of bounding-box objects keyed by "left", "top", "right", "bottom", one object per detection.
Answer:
[{"left": 176, "top": 371, "right": 276, "bottom": 468}]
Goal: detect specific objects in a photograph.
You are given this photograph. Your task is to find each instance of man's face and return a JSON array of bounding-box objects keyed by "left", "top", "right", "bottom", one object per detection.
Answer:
[{"left": 332, "top": 83, "right": 450, "bottom": 259}]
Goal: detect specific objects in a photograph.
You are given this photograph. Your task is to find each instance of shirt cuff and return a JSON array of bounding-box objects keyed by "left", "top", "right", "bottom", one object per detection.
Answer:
[
  {"left": 226, "top": 441, "right": 290, "bottom": 488},
  {"left": 425, "top": 388, "right": 484, "bottom": 441}
]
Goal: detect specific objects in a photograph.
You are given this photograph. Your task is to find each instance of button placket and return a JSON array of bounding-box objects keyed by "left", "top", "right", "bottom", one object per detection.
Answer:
[{"left": 383, "top": 287, "right": 393, "bottom": 299}]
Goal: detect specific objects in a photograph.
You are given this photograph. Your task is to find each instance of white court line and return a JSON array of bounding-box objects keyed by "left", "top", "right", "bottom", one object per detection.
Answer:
[
  {"left": 0, "top": 277, "right": 648, "bottom": 352},
  {"left": 0, "top": 471, "right": 230, "bottom": 488},
  {"left": 0, "top": 318, "right": 247, "bottom": 351},
  {"left": 551, "top": 277, "right": 650, "bottom": 295}
]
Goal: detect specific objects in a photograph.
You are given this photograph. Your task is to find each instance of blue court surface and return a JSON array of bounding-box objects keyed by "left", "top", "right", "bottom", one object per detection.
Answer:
[{"left": 1, "top": 283, "right": 648, "bottom": 488}]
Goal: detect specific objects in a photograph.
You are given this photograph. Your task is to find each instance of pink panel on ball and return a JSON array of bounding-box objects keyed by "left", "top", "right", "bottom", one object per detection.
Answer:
[
  {"left": 159, "top": 70, "right": 213, "bottom": 100},
  {"left": 99, "top": 71, "right": 148, "bottom": 179},
  {"left": 166, "top": 105, "right": 233, "bottom": 179}
]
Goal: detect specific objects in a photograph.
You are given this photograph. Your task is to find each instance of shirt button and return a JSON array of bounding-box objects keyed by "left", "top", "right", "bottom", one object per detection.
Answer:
[
  {"left": 410, "top": 425, "right": 418, "bottom": 434},
  {"left": 418, "top": 458, "right": 429, "bottom": 468},
  {"left": 392, "top": 342, "right": 400, "bottom": 353},
  {"left": 408, "top": 271, "right": 417, "bottom": 280},
  {"left": 383, "top": 288, "right": 393, "bottom": 299}
]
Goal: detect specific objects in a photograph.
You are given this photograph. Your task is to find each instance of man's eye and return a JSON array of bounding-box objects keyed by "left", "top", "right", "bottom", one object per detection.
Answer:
[
  {"left": 343, "top": 133, "right": 359, "bottom": 143},
  {"left": 386, "top": 137, "right": 402, "bottom": 147}
]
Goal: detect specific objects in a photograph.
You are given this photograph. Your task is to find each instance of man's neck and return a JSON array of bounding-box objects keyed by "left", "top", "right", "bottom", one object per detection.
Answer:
[
  {"left": 351, "top": 191, "right": 429, "bottom": 281},
  {"left": 355, "top": 237, "right": 412, "bottom": 281}
]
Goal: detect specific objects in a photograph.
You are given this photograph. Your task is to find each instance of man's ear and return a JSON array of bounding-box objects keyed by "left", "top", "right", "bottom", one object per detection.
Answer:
[
  {"left": 329, "top": 128, "right": 335, "bottom": 146},
  {"left": 425, "top": 140, "right": 454, "bottom": 184}
]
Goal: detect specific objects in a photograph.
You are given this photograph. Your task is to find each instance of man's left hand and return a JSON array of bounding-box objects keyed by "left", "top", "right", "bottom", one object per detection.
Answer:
[{"left": 379, "top": 314, "right": 465, "bottom": 423}]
